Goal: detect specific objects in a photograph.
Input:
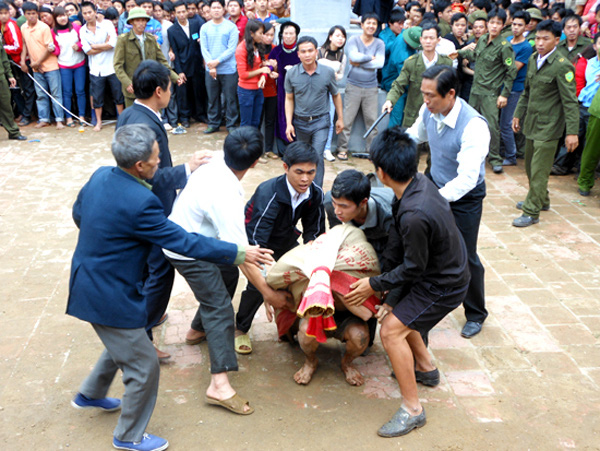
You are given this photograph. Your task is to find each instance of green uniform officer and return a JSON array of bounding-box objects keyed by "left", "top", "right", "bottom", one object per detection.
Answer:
[
  {"left": 512, "top": 20, "right": 579, "bottom": 227},
  {"left": 525, "top": 8, "right": 543, "bottom": 47},
  {"left": 0, "top": 45, "right": 26, "bottom": 141},
  {"left": 456, "top": 8, "right": 517, "bottom": 174},
  {"left": 558, "top": 16, "right": 592, "bottom": 64},
  {"left": 382, "top": 23, "right": 453, "bottom": 127},
  {"left": 577, "top": 86, "right": 600, "bottom": 195}
]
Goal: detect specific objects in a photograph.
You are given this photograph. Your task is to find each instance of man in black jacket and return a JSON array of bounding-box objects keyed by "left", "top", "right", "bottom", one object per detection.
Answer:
[
  {"left": 345, "top": 127, "right": 470, "bottom": 438},
  {"left": 168, "top": 0, "right": 208, "bottom": 127},
  {"left": 116, "top": 60, "right": 210, "bottom": 359},
  {"left": 230, "top": 142, "right": 325, "bottom": 354}
]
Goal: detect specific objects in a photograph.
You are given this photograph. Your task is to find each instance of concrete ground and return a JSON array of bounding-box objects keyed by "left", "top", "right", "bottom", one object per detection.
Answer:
[{"left": 1, "top": 122, "right": 599, "bottom": 450}]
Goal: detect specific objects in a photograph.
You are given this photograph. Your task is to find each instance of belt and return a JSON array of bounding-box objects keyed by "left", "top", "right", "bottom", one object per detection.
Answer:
[{"left": 293, "top": 113, "right": 328, "bottom": 122}]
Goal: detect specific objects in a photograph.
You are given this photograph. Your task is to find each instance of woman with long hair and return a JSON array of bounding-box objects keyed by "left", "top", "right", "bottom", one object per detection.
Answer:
[
  {"left": 259, "top": 22, "right": 279, "bottom": 160},
  {"left": 269, "top": 21, "right": 300, "bottom": 153},
  {"left": 235, "top": 19, "right": 271, "bottom": 127},
  {"left": 318, "top": 25, "right": 347, "bottom": 161},
  {"left": 52, "top": 6, "right": 86, "bottom": 126}
]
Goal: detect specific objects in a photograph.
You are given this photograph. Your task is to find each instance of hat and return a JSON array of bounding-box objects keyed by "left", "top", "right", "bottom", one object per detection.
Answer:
[
  {"left": 468, "top": 10, "right": 488, "bottom": 24},
  {"left": 526, "top": 7, "right": 544, "bottom": 22},
  {"left": 403, "top": 26, "right": 422, "bottom": 50},
  {"left": 451, "top": 2, "right": 466, "bottom": 13},
  {"left": 127, "top": 7, "right": 151, "bottom": 24}
]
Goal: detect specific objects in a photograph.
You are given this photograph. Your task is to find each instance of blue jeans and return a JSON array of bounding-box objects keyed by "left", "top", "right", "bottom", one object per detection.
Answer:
[
  {"left": 33, "top": 69, "right": 64, "bottom": 122},
  {"left": 237, "top": 86, "right": 263, "bottom": 128},
  {"left": 499, "top": 90, "right": 522, "bottom": 163},
  {"left": 60, "top": 65, "right": 87, "bottom": 120}
]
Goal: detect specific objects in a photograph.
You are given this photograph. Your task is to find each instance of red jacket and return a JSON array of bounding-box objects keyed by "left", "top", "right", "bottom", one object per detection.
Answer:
[
  {"left": 575, "top": 56, "right": 588, "bottom": 98},
  {"left": 1, "top": 19, "right": 23, "bottom": 64}
]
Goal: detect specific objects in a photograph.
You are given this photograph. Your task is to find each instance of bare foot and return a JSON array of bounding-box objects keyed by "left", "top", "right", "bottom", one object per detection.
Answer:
[
  {"left": 294, "top": 359, "right": 318, "bottom": 385},
  {"left": 56, "top": 122, "right": 64, "bottom": 130},
  {"left": 35, "top": 122, "right": 49, "bottom": 129},
  {"left": 341, "top": 362, "right": 364, "bottom": 386},
  {"left": 93, "top": 124, "right": 101, "bottom": 132}
]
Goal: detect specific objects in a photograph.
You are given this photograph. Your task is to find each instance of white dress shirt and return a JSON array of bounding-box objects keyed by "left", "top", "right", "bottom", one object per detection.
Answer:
[
  {"left": 80, "top": 20, "right": 117, "bottom": 76},
  {"left": 537, "top": 47, "right": 556, "bottom": 70},
  {"left": 407, "top": 101, "right": 490, "bottom": 202},
  {"left": 287, "top": 178, "right": 310, "bottom": 213}
]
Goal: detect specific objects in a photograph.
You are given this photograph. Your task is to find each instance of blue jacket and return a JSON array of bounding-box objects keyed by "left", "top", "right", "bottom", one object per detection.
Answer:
[{"left": 67, "top": 167, "right": 239, "bottom": 328}]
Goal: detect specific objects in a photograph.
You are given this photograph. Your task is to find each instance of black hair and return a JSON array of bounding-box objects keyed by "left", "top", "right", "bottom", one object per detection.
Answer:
[
  {"left": 173, "top": 0, "right": 187, "bottom": 9},
  {"left": 104, "top": 6, "right": 119, "bottom": 19},
  {"left": 433, "top": 0, "right": 451, "bottom": 17},
  {"left": 406, "top": 1, "right": 421, "bottom": 11},
  {"left": 512, "top": 10, "right": 531, "bottom": 25},
  {"left": 224, "top": 126, "right": 264, "bottom": 171},
  {"left": 421, "top": 21, "right": 441, "bottom": 37},
  {"left": 65, "top": 2, "right": 79, "bottom": 12},
  {"left": 154, "top": 1, "right": 165, "bottom": 10},
  {"left": 53, "top": 7, "right": 73, "bottom": 32},
  {"left": 451, "top": 12, "right": 467, "bottom": 25},
  {"left": 551, "top": 7, "right": 569, "bottom": 20},
  {"left": 331, "top": 170, "right": 371, "bottom": 206},
  {"left": 112, "top": 0, "right": 125, "bottom": 6},
  {"left": 80, "top": 1, "right": 96, "bottom": 11},
  {"left": 282, "top": 142, "right": 319, "bottom": 167},
  {"left": 536, "top": 18, "right": 562, "bottom": 37},
  {"left": 595, "top": 33, "right": 600, "bottom": 46},
  {"left": 136, "top": 0, "right": 153, "bottom": 5},
  {"left": 488, "top": 7, "right": 507, "bottom": 24},
  {"left": 422, "top": 12, "right": 437, "bottom": 23},
  {"left": 0, "top": 2, "right": 9, "bottom": 12},
  {"left": 562, "top": 13, "right": 582, "bottom": 28},
  {"left": 422, "top": 65, "right": 458, "bottom": 97},
  {"left": 389, "top": 8, "right": 405, "bottom": 24},
  {"left": 370, "top": 127, "right": 417, "bottom": 183},
  {"left": 507, "top": 2, "right": 523, "bottom": 17},
  {"left": 244, "top": 19, "right": 265, "bottom": 68},
  {"left": 495, "top": 0, "right": 510, "bottom": 10},
  {"left": 473, "top": 0, "right": 492, "bottom": 13},
  {"left": 132, "top": 60, "right": 171, "bottom": 99},
  {"left": 208, "top": 0, "right": 225, "bottom": 7},
  {"left": 162, "top": 1, "right": 174, "bottom": 12},
  {"left": 277, "top": 21, "right": 299, "bottom": 44},
  {"left": 297, "top": 35, "right": 318, "bottom": 50},
  {"left": 322, "top": 25, "right": 347, "bottom": 51},
  {"left": 21, "top": 2, "right": 38, "bottom": 13},
  {"left": 228, "top": 0, "right": 243, "bottom": 7},
  {"left": 361, "top": 12, "right": 380, "bottom": 24}
]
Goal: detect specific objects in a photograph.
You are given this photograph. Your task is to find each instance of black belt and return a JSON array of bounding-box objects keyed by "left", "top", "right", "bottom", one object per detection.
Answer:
[{"left": 293, "top": 113, "right": 328, "bottom": 122}]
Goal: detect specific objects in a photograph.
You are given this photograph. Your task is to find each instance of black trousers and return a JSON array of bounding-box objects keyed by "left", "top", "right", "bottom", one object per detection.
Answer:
[
  {"left": 449, "top": 181, "right": 487, "bottom": 323},
  {"left": 144, "top": 245, "right": 175, "bottom": 341},
  {"left": 261, "top": 95, "right": 277, "bottom": 154},
  {"left": 176, "top": 69, "right": 207, "bottom": 122}
]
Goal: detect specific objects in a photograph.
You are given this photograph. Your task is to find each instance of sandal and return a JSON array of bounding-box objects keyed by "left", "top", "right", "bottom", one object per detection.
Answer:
[
  {"left": 206, "top": 393, "right": 254, "bottom": 415},
  {"left": 66, "top": 121, "right": 76, "bottom": 128},
  {"left": 337, "top": 151, "right": 348, "bottom": 161},
  {"left": 235, "top": 334, "right": 252, "bottom": 355}
]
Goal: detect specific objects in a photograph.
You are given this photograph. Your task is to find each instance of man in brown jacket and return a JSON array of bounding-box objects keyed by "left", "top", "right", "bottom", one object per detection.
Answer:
[{"left": 113, "top": 7, "right": 180, "bottom": 107}]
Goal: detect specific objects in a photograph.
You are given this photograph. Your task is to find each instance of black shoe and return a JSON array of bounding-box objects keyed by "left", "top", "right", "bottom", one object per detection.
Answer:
[
  {"left": 550, "top": 165, "right": 570, "bottom": 176},
  {"left": 516, "top": 201, "right": 549, "bottom": 211},
  {"left": 204, "top": 126, "right": 219, "bottom": 134},
  {"left": 9, "top": 134, "right": 27, "bottom": 141},
  {"left": 182, "top": 121, "right": 190, "bottom": 128},
  {"left": 377, "top": 407, "right": 426, "bottom": 437},
  {"left": 461, "top": 321, "right": 482, "bottom": 338},
  {"left": 578, "top": 188, "right": 590, "bottom": 197},
  {"left": 512, "top": 214, "right": 539, "bottom": 228},
  {"left": 492, "top": 165, "right": 504, "bottom": 174},
  {"left": 415, "top": 368, "right": 440, "bottom": 387}
]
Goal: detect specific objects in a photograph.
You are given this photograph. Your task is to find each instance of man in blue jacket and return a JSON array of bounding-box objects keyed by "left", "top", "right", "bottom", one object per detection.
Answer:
[{"left": 67, "top": 124, "right": 272, "bottom": 451}]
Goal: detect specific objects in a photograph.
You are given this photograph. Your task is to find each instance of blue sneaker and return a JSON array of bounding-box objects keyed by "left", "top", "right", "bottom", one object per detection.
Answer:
[
  {"left": 71, "top": 393, "right": 121, "bottom": 412},
  {"left": 113, "top": 433, "right": 169, "bottom": 451}
]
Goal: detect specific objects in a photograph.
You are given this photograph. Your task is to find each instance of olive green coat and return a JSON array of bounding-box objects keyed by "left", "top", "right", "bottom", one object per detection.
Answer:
[
  {"left": 386, "top": 52, "right": 453, "bottom": 127},
  {"left": 113, "top": 31, "right": 178, "bottom": 102},
  {"left": 0, "top": 45, "right": 13, "bottom": 78},
  {"left": 514, "top": 50, "right": 579, "bottom": 141},
  {"left": 557, "top": 35, "right": 593, "bottom": 64},
  {"left": 458, "top": 33, "right": 517, "bottom": 98}
]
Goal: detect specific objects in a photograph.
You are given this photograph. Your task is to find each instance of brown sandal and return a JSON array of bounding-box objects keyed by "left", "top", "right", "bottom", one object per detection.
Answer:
[
  {"left": 337, "top": 151, "right": 348, "bottom": 161},
  {"left": 206, "top": 393, "right": 254, "bottom": 415}
]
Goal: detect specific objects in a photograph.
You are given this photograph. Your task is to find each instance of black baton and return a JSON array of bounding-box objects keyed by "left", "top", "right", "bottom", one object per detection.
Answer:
[{"left": 363, "top": 110, "right": 389, "bottom": 139}]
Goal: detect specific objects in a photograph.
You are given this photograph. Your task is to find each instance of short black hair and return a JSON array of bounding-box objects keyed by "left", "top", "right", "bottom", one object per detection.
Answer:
[
  {"left": 361, "top": 12, "right": 380, "bottom": 24},
  {"left": 136, "top": 0, "right": 153, "bottom": 5},
  {"left": 422, "top": 12, "right": 437, "bottom": 23},
  {"left": 282, "top": 142, "right": 319, "bottom": 167},
  {"left": 406, "top": 1, "right": 421, "bottom": 11},
  {"left": 473, "top": 0, "right": 492, "bottom": 13},
  {"left": 512, "top": 10, "right": 531, "bottom": 25},
  {"left": 389, "top": 8, "right": 406, "bottom": 24},
  {"left": 433, "top": 0, "right": 451, "bottom": 17},
  {"left": 537, "top": 18, "right": 562, "bottom": 37},
  {"left": 421, "top": 21, "right": 441, "bottom": 37},
  {"left": 209, "top": 0, "right": 225, "bottom": 7},
  {"left": 104, "top": 6, "right": 119, "bottom": 20},
  {"left": 496, "top": 0, "right": 510, "bottom": 10},
  {"left": 370, "top": 127, "right": 417, "bottom": 183},
  {"left": 594, "top": 32, "right": 600, "bottom": 46},
  {"left": 0, "top": 2, "right": 9, "bottom": 11},
  {"left": 22, "top": 2, "right": 38, "bottom": 12},
  {"left": 224, "top": 126, "right": 264, "bottom": 171},
  {"left": 422, "top": 65, "right": 458, "bottom": 97},
  {"left": 80, "top": 1, "right": 96, "bottom": 11},
  {"left": 331, "top": 170, "right": 371, "bottom": 206},
  {"left": 562, "top": 13, "right": 582, "bottom": 28},
  {"left": 507, "top": 2, "right": 523, "bottom": 17},
  {"left": 451, "top": 12, "right": 467, "bottom": 25},
  {"left": 297, "top": 35, "right": 318, "bottom": 50},
  {"left": 132, "top": 60, "right": 170, "bottom": 100},
  {"left": 173, "top": 0, "right": 187, "bottom": 9},
  {"left": 488, "top": 7, "right": 507, "bottom": 24}
]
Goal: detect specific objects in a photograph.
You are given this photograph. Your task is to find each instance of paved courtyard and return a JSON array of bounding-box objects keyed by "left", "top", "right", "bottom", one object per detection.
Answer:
[{"left": 0, "top": 123, "right": 599, "bottom": 450}]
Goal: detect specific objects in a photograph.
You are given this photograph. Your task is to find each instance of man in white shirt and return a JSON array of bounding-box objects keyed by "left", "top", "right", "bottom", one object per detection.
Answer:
[
  {"left": 406, "top": 65, "right": 490, "bottom": 339},
  {"left": 80, "top": 1, "right": 124, "bottom": 131},
  {"left": 164, "top": 127, "right": 291, "bottom": 415}
]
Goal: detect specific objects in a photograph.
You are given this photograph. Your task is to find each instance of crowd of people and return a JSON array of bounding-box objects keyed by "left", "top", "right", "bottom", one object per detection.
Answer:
[{"left": 4, "top": 0, "right": 599, "bottom": 450}]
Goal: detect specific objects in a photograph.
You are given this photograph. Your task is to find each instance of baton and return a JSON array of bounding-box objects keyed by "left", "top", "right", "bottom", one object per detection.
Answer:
[{"left": 363, "top": 110, "right": 389, "bottom": 139}]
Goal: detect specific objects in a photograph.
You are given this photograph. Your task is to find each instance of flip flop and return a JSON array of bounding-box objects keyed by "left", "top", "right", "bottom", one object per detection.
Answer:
[
  {"left": 185, "top": 331, "right": 206, "bottom": 345},
  {"left": 235, "top": 334, "right": 252, "bottom": 355},
  {"left": 66, "top": 122, "right": 76, "bottom": 128},
  {"left": 206, "top": 393, "right": 254, "bottom": 415},
  {"left": 337, "top": 151, "right": 348, "bottom": 161}
]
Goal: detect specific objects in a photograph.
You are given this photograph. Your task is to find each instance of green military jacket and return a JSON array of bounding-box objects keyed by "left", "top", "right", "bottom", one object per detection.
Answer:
[
  {"left": 386, "top": 52, "right": 453, "bottom": 127},
  {"left": 459, "top": 33, "right": 517, "bottom": 98},
  {"left": 0, "top": 45, "right": 13, "bottom": 79},
  {"left": 113, "top": 31, "right": 178, "bottom": 100},
  {"left": 589, "top": 86, "right": 600, "bottom": 118},
  {"left": 557, "top": 35, "right": 593, "bottom": 64},
  {"left": 526, "top": 30, "right": 536, "bottom": 47},
  {"left": 439, "top": 20, "right": 452, "bottom": 38},
  {"left": 514, "top": 49, "right": 579, "bottom": 141},
  {"left": 500, "top": 24, "right": 513, "bottom": 39}
]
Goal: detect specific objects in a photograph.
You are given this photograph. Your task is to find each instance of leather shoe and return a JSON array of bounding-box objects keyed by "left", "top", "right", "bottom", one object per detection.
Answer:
[
  {"left": 9, "top": 135, "right": 27, "bottom": 141},
  {"left": 516, "top": 201, "right": 549, "bottom": 211},
  {"left": 203, "top": 126, "right": 219, "bottom": 134},
  {"left": 492, "top": 165, "right": 503, "bottom": 174},
  {"left": 415, "top": 368, "right": 440, "bottom": 386},
  {"left": 578, "top": 188, "right": 590, "bottom": 197},
  {"left": 154, "top": 346, "right": 170, "bottom": 361},
  {"left": 512, "top": 214, "right": 539, "bottom": 228},
  {"left": 461, "top": 321, "right": 482, "bottom": 338},
  {"left": 377, "top": 406, "right": 426, "bottom": 437}
]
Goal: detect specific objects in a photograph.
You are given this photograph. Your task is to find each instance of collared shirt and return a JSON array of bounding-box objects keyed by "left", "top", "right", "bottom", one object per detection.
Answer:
[
  {"left": 81, "top": 20, "right": 117, "bottom": 76},
  {"left": 284, "top": 62, "right": 338, "bottom": 117},
  {"left": 422, "top": 52, "right": 438, "bottom": 69},
  {"left": 117, "top": 167, "right": 152, "bottom": 189},
  {"left": 135, "top": 33, "right": 146, "bottom": 59},
  {"left": 21, "top": 20, "right": 59, "bottom": 73},
  {"left": 537, "top": 47, "right": 556, "bottom": 70},
  {"left": 407, "top": 101, "right": 490, "bottom": 202},
  {"left": 286, "top": 177, "right": 310, "bottom": 213},
  {"left": 181, "top": 21, "right": 190, "bottom": 38},
  {"left": 164, "top": 152, "right": 248, "bottom": 261}
]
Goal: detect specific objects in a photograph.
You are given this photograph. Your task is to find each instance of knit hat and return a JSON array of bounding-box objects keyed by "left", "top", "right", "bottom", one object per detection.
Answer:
[
  {"left": 126, "top": 7, "right": 151, "bottom": 24},
  {"left": 403, "top": 26, "right": 422, "bottom": 50}
]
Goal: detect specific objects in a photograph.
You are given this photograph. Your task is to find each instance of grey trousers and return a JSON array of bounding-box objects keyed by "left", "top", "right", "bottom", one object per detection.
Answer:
[
  {"left": 79, "top": 324, "right": 159, "bottom": 442},
  {"left": 205, "top": 72, "right": 239, "bottom": 129},
  {"left": 167, "top": 258, "right": 239, "bottom": 374},
  {"left": 336, "top": 83, "right": 379, "bottom": 154},
  {"left": 293, "top": 113, "right": 329, "bottom": 187}
]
